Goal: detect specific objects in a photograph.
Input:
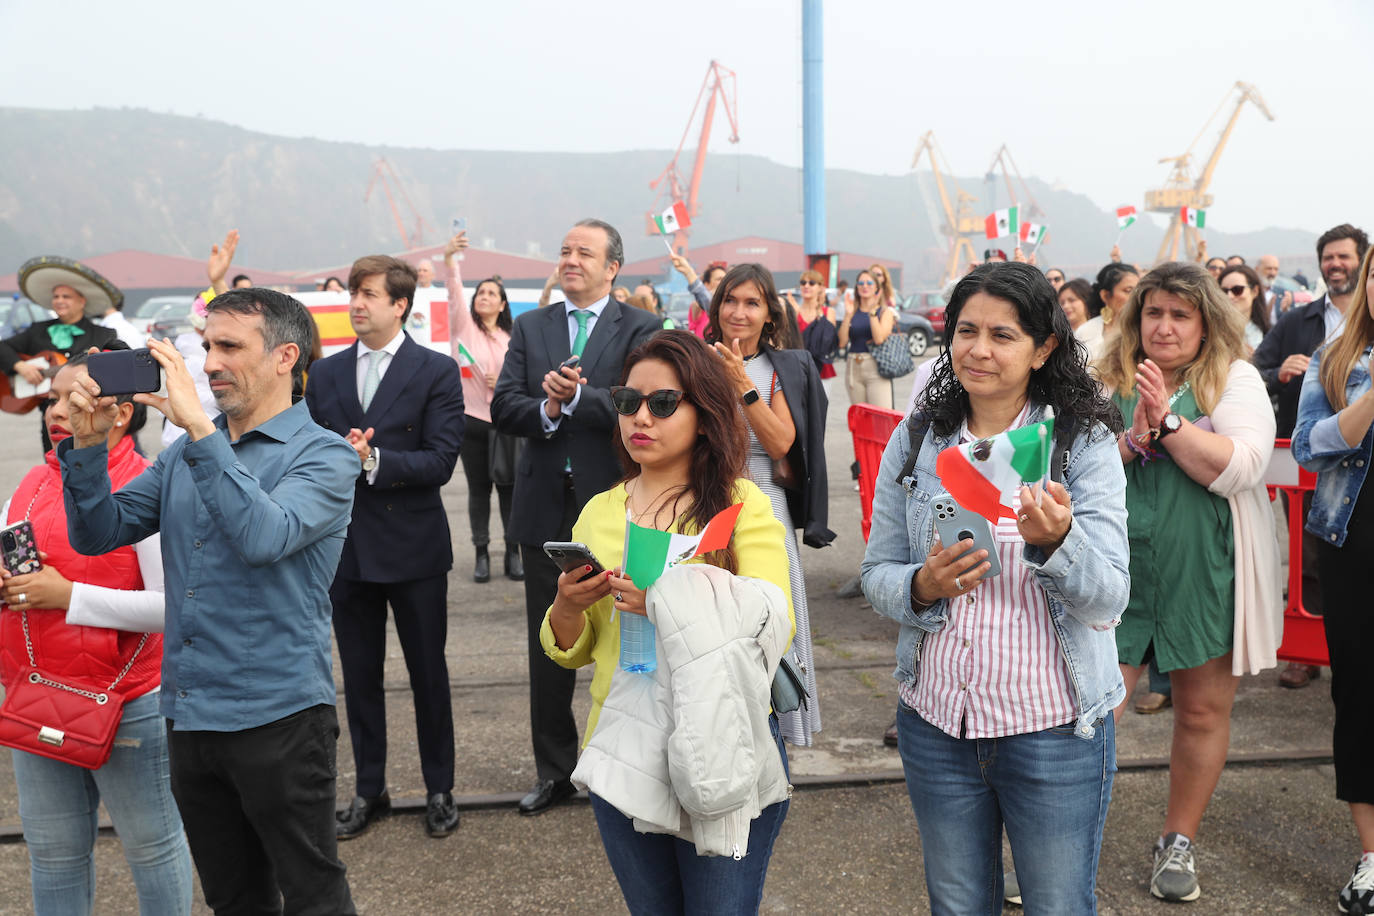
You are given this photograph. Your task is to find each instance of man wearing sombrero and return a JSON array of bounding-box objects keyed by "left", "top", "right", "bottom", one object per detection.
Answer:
[{"left": 0, "top": 256, "right": 122, "bottom": 388}]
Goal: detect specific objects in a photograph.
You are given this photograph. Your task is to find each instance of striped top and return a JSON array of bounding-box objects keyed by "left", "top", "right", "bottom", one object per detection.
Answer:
[{"left": 901, "top": 416, "right": 1077, "bottom": 739}]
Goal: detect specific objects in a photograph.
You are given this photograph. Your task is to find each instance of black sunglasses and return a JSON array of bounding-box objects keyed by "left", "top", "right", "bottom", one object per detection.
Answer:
[
  {"left": 609, "top": 387, "right": 688, "bottom": 419},
  {"left": 1221, "top": 285, "right": 1250, "bottom": 297}
]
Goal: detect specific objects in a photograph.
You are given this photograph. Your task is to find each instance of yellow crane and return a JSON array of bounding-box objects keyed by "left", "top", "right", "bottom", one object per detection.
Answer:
[
  {"left": 910, "top": 131, "right": 982, "bottom": 286},
  {"left": 1145, "top": 81, "right": 1275, "bottom": 262},
  {"left": 984, "top": 143, "right": 1044, "bottom": 221}
]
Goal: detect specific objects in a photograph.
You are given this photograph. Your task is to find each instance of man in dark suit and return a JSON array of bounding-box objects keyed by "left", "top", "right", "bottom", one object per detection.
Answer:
[
  {"left": 491, "top": 219, "right": 662, "bottom": 815},
  {"left": 1252, "top": 222, "right": 1368, "bottom": 688},
  {"left": 304, "top": 255, "right": 466, "bottom": 838}
]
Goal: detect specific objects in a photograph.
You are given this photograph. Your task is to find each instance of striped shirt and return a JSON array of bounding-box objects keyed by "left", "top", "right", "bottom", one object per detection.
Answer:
[{"left": 901, "top": 416, "right": 1078, "bottom": 739}]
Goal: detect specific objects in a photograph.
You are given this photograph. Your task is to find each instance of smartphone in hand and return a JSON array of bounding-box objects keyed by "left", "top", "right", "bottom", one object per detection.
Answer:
[
  {"left": 931, "top": 495, "right": 1002, "bottom": 579},
  {"left": 87, "top": 348, "right": 161, "bottom": 397},
  {"left": 0, "top": 521, "right": 41, "bottom": 575},
  {"left": 559, "top": 355, "right": 581, "bottom": 373},
  {"left": 543, "top": 541, "right": 604, "bottom": 582}
]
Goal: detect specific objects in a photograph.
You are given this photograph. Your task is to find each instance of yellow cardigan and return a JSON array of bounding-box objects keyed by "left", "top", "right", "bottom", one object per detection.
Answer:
[{"left": 540, "top": 478, "right": 794, "bottom": 746}]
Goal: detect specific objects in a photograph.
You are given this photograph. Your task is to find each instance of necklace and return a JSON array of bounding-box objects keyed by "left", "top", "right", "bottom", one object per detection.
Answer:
[
  {"left": 627, "top": 481, "right": 685, "bottom": 529},
  {"left": 1167, "top": 380, "right": 1192, "bottom": 409}
]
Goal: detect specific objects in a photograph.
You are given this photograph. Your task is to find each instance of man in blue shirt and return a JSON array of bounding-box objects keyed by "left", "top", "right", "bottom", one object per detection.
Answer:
[{"left": 60, "top": 288, "right": 359, "bottom": 915}]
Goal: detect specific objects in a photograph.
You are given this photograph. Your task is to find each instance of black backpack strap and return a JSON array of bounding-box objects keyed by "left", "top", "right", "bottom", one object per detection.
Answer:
[{"left": 895, "top": 412, "right": 930, "bottom": 486}]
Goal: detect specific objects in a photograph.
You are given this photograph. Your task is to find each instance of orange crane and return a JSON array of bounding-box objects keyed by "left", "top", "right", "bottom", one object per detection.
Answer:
[
  {"left": 984, "top": 144, "right": 1044, "bottom": 221},
  {"left": 1145, "top": 81, "right": 1275, "bottom": 262},
  {"left": 644, "top": 60, "right": 740, "bottom": 257},
  {"left": 910, "top": 130, "right": 982, "bottom": 286},
  {"left": 365, "top": 158, "right": 435, "bottom": 252}
]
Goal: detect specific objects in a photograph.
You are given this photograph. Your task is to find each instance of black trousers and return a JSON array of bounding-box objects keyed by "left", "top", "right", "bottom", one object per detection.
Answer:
[
  {"left": 168, "top": 704, "right": 355, "bottom": 916},
  {"left": 518, "top": 476, "right": 581, "bottom": 783},
  {"left": 1317, "top": 473, "right": 1374, "bottom": 804},
  {"left": 330, "top": 572, "right": 455, "bottom": 797},
  {"left": 460, "top": 416, "right": 514, "bottom": 548}
]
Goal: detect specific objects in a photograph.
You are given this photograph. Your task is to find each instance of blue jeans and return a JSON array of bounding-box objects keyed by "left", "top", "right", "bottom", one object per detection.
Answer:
[
  {"left": 589, "top": 715, "right": 790, "bottom": 915},
  {"left": 897, "top": 702, "right": 1115, "bottom": 916},
  {"left": 12, "top": 690, "right": 192, "bottom": 916}
]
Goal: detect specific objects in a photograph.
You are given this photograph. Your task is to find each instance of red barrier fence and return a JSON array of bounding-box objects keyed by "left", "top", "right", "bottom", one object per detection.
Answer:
[{"left": 847, "top": 407, "right": 1329, "bottom": 667}]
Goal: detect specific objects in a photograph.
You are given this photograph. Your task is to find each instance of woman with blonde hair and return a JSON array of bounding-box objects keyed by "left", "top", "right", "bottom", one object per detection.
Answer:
[
  {"left": 1293, "top": 246, "right": 1374, "bottom": 916},
  {"left": 1097, "top": 261, "right": 1281, "bottom": 903},
  {"left": 838, "top": 270, "right": 897, "bottom": 409},
  {"left": 788, "top": 269, "right": 839, "bottom": 396},
  {"left": 869, "top": 263, "right": 899, "bottom": 308}
]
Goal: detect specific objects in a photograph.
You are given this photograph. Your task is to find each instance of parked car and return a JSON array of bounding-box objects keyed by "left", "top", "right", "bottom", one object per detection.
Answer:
[
  {"left": 0, "top": 296, "right": 56, "bottom": 338},
  {"left": 902, "top": 291, "right": 947, "bottom": 340},
  {"left": 894, "top": 309, "right": 936, "bottom": 359},
  {"left": 146, "top": 298, "right": 196, "bottom": 341},
  {"left": 129, "top": 295, "right": 194, "bottom": 335}
]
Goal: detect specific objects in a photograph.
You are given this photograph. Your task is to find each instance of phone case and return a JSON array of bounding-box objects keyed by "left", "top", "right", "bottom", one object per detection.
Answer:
[
  {"left": 931, "top": 495, "right": 1002, "bottom": 579},
  {"left": 87, "top": 348, "right": 161, "bottom": 396},
  {"left": 0, "top": 521, "right": 42, "bottom": 575},
  {"left": 542, "top": 541, "right": 605, "bottom": 581}
]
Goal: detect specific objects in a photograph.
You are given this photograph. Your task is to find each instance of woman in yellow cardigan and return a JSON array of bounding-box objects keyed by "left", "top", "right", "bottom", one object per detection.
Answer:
[{"left": 541, "top": 330, "right": 793, "bottom": 914}]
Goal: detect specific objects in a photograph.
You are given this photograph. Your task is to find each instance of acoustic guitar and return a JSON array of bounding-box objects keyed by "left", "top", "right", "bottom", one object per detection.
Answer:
[{"left": 0, "top": 351, "right": 69, "bottom": 414}]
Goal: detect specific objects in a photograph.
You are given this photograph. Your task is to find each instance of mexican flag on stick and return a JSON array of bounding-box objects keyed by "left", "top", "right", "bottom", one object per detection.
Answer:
[
  {"left": 1116, "top": 206, "right": 1137, "bottom": 230},
  {"left": 455, "top": 340, "right": 482, "bottom": 379},
  {"left": 1019, "top": 222, "right": 1047, "bottom": 247},
  {"left": 624, "top": 502, "right": 743, "bottom": 590},
  {"left": 935, "top": 414, "right": 1054, "bottom": 523},
  {"left": 984, "top": 206, "right": 1019, "bottom": 240},
  {"left": 1182, "top": 207, "right": 1206, "bottom": 228},
  {"left": 654, "top": 200, "right": 691, "bottom": 235}
]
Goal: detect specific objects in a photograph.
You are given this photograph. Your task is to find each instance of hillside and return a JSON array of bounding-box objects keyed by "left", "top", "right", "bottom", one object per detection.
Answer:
[{"left": 0, "top": 107, "right": 1319, "bottom": 287}]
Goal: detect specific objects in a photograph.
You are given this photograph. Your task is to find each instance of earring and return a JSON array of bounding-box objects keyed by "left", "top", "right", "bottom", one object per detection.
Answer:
[{"left": 115, "top": 421, "right": 122, "bottom": 427}]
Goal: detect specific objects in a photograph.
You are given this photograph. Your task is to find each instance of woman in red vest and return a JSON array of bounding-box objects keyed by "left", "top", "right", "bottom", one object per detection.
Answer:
[{"left": 0, "top": 356, "right": 191, "bottom": 915}]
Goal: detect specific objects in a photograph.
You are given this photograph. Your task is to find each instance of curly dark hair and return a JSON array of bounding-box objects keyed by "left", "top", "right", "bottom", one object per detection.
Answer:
[
  {"left": 916, "top": 261, "right": 1124, "bottom": 440},
  {"left": 614, "top": 330, "right": 749, "bottom": 573}
]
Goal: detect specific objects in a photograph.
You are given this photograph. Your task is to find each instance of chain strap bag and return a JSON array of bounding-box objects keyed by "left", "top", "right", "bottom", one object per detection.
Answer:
[{"left": 870, "top": 311, "right": 914, "bottom": 379}]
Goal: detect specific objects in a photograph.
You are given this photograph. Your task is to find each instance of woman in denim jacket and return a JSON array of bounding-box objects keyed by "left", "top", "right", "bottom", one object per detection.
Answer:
[
  {"left": 861, "top": 262, "right": 1129, "bottom": 915},
  {"left": 1292, "top": 246, "right": 1374, "bottom": 916}
]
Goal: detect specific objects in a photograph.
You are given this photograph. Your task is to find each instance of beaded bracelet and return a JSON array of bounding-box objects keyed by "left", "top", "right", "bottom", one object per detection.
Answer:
[{"left": 1123, "top": 428, "right": 1159, "bottom": 463}]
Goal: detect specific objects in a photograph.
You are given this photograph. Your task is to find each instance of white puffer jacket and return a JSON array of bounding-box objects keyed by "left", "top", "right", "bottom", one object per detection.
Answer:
[{"left": 571, "top": 563, "right": 793, "bottom": 858}]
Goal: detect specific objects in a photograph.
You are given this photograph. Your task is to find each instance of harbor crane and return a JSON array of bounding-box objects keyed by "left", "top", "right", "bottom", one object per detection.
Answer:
[
  {"left": 1145, "top": 81, "right": 1275, "bottom": 262},
  {"left": 364, "top": 158, "right": 435, "bottom": 252},
  {"left": 983, "top": 143, "right": 1044, "bottom": 221},
  {"left": 910, "top": 130, "right": 982, "bottom": 286}
]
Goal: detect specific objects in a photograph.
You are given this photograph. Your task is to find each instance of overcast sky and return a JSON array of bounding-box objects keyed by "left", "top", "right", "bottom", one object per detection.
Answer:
[{"left": 4, "top": 0, "right": 1370, "bottom": 238}]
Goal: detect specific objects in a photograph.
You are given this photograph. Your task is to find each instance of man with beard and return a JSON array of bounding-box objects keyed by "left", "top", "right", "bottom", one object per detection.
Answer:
[
  {"left": 1253, "top": 223, "right": 1369, "bottom": 688},
  {"left": 1257, "top": 253, "right": 1293, "bottom": 323}
]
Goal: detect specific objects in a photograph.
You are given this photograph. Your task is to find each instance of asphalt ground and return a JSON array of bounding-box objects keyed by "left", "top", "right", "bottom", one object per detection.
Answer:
[{"left": 0, "top": 360, "right": 1354, "bottom": 914}]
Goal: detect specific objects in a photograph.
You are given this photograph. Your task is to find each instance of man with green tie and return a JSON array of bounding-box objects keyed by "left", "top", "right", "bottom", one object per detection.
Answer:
[{"left": 491, "top": 219, "right": 662, "bottom": 816}]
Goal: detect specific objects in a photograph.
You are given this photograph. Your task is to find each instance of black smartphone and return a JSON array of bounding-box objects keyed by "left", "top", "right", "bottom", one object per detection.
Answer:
[
  {"left": 542, "top": 541, "right": 605, "bottom": 582},
  {"left": 559, "top": 355, "right": 581, "bottom": 372},
  {"left": 0, "top": 520, "right": 42, "bottom": 575},
  {"left": 87, "top": 348, "right": 161, "bottom": 397}
]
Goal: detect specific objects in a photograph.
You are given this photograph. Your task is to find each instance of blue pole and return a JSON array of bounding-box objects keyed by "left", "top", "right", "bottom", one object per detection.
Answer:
[{"left": 802, "top": 0, "right": 825, "bottom": 258}]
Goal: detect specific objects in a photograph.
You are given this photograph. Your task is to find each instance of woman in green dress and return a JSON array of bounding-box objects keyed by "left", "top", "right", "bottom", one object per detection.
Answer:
[{"left": 1097, "top": 261, "right": 1281, "bottom": 905}]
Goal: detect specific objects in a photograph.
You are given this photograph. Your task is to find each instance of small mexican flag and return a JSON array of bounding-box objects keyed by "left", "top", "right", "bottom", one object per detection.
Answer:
[
  {"left": 1182, "top": 207, "right": 1206, "bottom": 229},
  {"left": 1116, "top": 206, "right": 1137, "bottom": 230},
  {"left": 935, "top": 414, "right": 1054, "bottom": 523},
  {"left": 984, "top": 206, "right": 1020, "bottom": 240},
  {"left": 624, "top": 502, "right": 743, "bottom": 590},
  {"left": 455, "top": 340, "right": 482, "bottom": 379},
  {"left": 654, "top": 201, "right": 691, "bottom": 235},
  {"left": 1019, "top": 222, "right": 1047, "bottom": 247}
]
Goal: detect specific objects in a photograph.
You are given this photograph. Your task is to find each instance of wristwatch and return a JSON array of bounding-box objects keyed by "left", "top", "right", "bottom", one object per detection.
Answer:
[
  {"left": 740, "top": 388, "right": 760, "bottom": 406},
  {"left": 1157, "top": 413, "right": 1183, "bottom": 440},
  {"left": 362, "top": 448, "right": 378, "bottom": 472}
]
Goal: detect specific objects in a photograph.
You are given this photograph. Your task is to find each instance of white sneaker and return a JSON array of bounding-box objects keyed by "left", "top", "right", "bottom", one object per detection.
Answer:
[
  {"left": 1151, "top": 832, "right": 1200, "bottom": 902},
  {"left": 1339, "top": 854, "right": 1374, "bottom": 914}
]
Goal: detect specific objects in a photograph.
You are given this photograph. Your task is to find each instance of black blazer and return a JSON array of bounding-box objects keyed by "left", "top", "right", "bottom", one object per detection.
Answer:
[
  {"left": 1252, "top": 296, "right": 1328, "bottom": 437},
  {"left": 0, "top": 318, "right": 120, "bottom": 373},
  {"left": 304, "top": 334, "right": 465, "bottom": 583},
  {"left": 766, "top": 346, "right": 836, "bottom": 549},
  {"left": 491, "top": 299, "right": 662, "bottom": 545}
]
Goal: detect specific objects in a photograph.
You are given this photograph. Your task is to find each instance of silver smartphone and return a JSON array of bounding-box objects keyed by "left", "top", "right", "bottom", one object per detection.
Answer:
[{"left": 931, "top": 494, "right": 1001, "bottom": 579}]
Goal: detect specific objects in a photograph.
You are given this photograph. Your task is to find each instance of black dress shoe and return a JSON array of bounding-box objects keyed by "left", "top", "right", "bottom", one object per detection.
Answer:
[
  {"left": 336, "top": 791, "right": 390, "bottom": 840},
  {"left": 474, "top": 547, "right": 491, "bottom": 583},
  {"left": 425, "top": 792, "right": 460, "bottom": 838},
  {"left": 518, "top": 779, "right": 575, "bottom": 816},
  {"left": 505, "top": 544, "right": 524, "bottom": 581}
]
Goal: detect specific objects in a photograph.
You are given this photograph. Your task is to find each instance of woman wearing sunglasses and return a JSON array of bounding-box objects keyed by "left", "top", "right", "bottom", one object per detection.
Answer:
[
  {"left": 1217, "top": 264, "right": 1270, "bottom": 355},
  {"left": 541, "top": 330, "right": 795, "bottom": 913},
  {"left": 707, "top": 264, "right": 832, "bottom": 747},
  {"left": 839, "top": 269, "right": 898, "bottom": 408},
  {"left": 789, "top": 270, "right": 839, "bottom": 398}
]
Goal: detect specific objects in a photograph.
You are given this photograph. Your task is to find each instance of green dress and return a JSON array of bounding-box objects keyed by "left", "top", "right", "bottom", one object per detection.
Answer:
[{"left": 1112, "top": 385, "right": 1234, "bottom": 672}]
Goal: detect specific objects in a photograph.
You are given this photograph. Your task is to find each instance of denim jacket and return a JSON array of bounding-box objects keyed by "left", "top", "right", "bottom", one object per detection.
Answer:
[
  {"left": 1291, "top": 346, "right": 1373, "bottom": 547},
  {"left": 860, "top": 404, "right": 1129, "bottom": 739}
]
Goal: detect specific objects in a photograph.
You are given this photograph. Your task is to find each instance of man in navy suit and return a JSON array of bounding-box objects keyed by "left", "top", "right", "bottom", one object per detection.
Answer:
[
  {"left": 492, "top": 219, "right": 662, "bottom": 815},
  {"left": 304, "top": 255, "right": 466, "bottom": 839}
]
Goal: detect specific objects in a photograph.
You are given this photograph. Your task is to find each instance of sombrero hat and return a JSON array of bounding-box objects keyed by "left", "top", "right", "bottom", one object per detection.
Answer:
[{"left": 17, "top": 255, "right": 123, "bottom": 318}]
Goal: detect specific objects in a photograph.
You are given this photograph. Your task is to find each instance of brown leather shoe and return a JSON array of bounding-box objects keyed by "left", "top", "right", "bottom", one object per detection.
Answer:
[
  {"left": 1134, "top": 691, "right": 1173, "bottom": 714},
  {"left": 883, "top": 719, "right": 899, "bottom": 747},
  {"left": 1278, "top": 662, "right": 1321, "bottom": 689}
]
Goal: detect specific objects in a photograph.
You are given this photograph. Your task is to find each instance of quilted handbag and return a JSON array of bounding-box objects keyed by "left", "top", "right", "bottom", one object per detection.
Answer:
[{"left": 870, "top": 329, "right": 914, "bottom": 379}]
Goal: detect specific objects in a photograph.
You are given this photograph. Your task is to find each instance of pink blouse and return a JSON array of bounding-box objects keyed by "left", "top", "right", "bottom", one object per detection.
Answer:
[
  {"left": 900, "top": 413, "right": 1078, "bottom": 739},
  {"left": 446, "top": 262, "right": 511, "bottom": 424}
]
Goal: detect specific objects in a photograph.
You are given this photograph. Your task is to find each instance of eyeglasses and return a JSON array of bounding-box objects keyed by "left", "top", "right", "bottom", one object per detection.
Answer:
[
  {"left": 799, "top": 280, "right": 820, "bottom": 287},
  {"left": 609, "top": 387, "right": 688, "bottom": 419},
  {"left": 1221, "top": 285, "right": 1249, "bottom": 297},
  {"left": 856, "top": 280, "right": 876, "bottom": 287}
]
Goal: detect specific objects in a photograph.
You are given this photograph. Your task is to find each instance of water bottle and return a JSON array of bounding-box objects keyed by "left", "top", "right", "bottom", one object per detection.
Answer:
[{"left": 618, "top": 611, "right": 657, "bottom": 673}]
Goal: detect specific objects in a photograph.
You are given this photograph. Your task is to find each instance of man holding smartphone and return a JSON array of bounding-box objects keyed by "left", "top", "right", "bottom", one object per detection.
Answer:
[
  {"left": 59, "top": 289, "right": 359, "bottom": 914},
  {"left": 491, "top": 218, "right": 661, "bottom": 815}
]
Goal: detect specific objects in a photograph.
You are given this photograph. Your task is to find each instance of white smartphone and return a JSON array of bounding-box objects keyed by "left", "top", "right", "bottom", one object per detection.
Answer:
[
  {"left": 931, "top": 494, "right": 1002, "bottom": 579},
  {"left": 451, "top": 217, "right": 467, "bottom": 260}
]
